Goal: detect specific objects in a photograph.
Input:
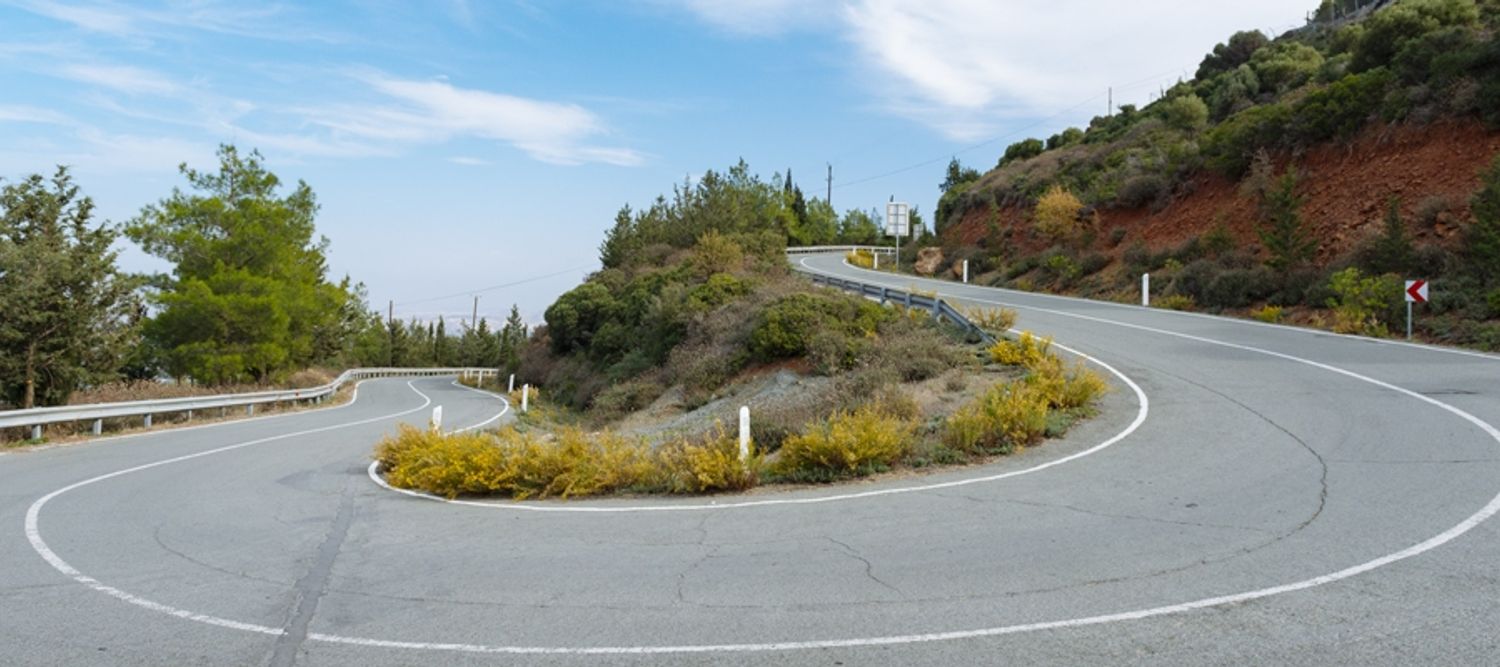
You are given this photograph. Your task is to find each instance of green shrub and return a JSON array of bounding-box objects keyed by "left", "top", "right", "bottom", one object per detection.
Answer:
[
  {"left": 1252, "top": 305, "right": 1285, "bottom": 323},
  {"left": 377, "top": 425, "right": 659, "bottom": 500},
  {"left": 1204, "top": 103, "right": 1292, "bottom": 177},
  {"left": 1327, "top": 267, "right": 1403, "bottom": 336},
  {"left": 658, "top": 427, "right": 760, "bottom": 494},
  {"left": 1000, "top": 138, "right": 1045, "bottom": 167},
  {"left": 1468, "top": 156, "right": 1500, "bottom": 284},
  {"left": 989, "top": 331, "right": 1053, "bottom": 369},
  {"left": 1290, "top": 68, "right": 1393, "bottom": 144},
  {"left": 686, "top": 273, "right": 751, "bottom": 311},
  {"left": 1024, "top": 356, "right": 1109, "bottom": 410},
  {"left": 1156, "top": 294, "right": 1196, "bottom": 311},
  {"left": 776, "top": 406, "right": 916, "bottom": 479},
  {"left": 967, "top": 307, "right": 1018, "bottom": 333},
  {"left": 942, "top": 381, "right": 1052, "bottom": 455},
  {"left": 1352, "top": 0, "right": 1480, "bottom": 73},
  {"left": 749, "top": 292, "right": 890, "bottom": 361}
]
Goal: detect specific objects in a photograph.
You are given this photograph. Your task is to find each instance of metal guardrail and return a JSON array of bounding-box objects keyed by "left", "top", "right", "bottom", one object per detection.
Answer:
[
  {"left": 799, "top": 268, "right": 997, "bottom": 346},
  {"left": 0, "top": 367, "right": 498, "bottom": 439},
  {"left": 783, "top": 245, "right": 896, "bottom": 256}
]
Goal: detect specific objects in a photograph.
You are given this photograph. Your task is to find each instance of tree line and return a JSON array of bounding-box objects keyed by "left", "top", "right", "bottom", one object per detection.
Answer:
[{"left": 0, "top": 144, "right": 526, "bottom": 410}]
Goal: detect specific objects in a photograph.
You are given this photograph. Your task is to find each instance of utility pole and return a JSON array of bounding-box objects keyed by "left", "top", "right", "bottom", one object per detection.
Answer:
[
  {"left": 1108, "top": 87, "right": 1113, "bottom": 117},
  {"left": 471, "top": 296, "right": 479, "bottom": 333},
  {"left": 387, "top": 300, "right": 395, "bottom": 367},
  {"left": 826, "top": 163, "right": 833, "bottom": 207}
]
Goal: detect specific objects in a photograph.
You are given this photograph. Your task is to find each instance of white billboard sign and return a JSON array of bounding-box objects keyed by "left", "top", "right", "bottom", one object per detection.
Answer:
[{"left": 885, "top": 201, "right": 910, "bottom": 237}]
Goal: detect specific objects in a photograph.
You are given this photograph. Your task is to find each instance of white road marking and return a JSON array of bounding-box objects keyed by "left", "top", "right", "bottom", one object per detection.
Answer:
[
  {"left": 24, "top": 379, "right": 436, "bottom": 640},
  {"left": 365, "top": 341, "right": 1148, "bottom": 513},
  {"left": 23, "top": 272, "right": 1500, "bottom": 656}
]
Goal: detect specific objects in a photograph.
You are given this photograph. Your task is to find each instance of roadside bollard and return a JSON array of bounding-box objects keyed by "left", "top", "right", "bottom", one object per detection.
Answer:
[
  {"left": 431, "top": 405, "right": 443, "bottom": 432},
  {"left": 522, "top": 384, "right": 529, "bottom": 413},
  {"left": 739, "top": 406, "right": 751, "bottom": 462},
  {"left": 1142, "top": 273, "right": 1151, "bottom": 307},
  {"left": 508, "top": 374, "right": 515, "bottom": 393}
]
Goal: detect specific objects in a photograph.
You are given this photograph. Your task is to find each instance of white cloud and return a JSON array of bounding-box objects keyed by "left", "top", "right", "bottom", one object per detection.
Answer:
[
  {"left": 0, "top": 104, "right": 71, "bottom": 124},
  {"left": 660, "top": 0, "right": 837, "bottom": 35},
  {"left": 448, "top": 156, "right": 491, "bottom": 166},
  {"left": 841, "top": 0, "right": 1314, "bottom": 140},
  {"left": 302, "top": 74, "right": 644, "bottom": 167},
  {"left": 59, "top": 63, "right": 178, "bottom": 95}
]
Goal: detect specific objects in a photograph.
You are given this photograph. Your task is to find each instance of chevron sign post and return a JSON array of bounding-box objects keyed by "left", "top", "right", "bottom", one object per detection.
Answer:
[{"left": 1405, "top": 279, "right": 1429, "bottom": 340}]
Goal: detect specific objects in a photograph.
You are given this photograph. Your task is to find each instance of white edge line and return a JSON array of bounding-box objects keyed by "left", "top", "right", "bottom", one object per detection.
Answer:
[
  {"left": 24, "top": 379, "right": 434, "bottom": 639},
  {"left": 25, "top": 271, "right": 1500, "bottom": 656},
  {"left": 364, "top": 342, "right": 1148, "bottom": 513}
]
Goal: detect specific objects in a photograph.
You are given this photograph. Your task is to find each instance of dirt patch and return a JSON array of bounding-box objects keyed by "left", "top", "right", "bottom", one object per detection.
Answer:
[{"left": 947, "top": 119, "right": 1500, "bottom": 265}]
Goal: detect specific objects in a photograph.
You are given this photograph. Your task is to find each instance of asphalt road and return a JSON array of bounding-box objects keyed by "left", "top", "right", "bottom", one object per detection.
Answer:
[{"left": 2, "top": 253, "right": 1498, "bottom": 666}]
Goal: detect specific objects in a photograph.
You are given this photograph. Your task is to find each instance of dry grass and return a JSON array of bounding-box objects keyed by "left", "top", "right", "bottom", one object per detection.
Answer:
[
  {"left": 376, "top": 422, "right": 762, "bottom": 499},
  {"left": 774, "top": 405, "right": 917, "bottom": 480}
]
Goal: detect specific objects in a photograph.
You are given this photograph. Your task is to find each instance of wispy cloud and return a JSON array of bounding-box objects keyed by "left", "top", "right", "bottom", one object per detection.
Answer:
[
  {"left": 301, "top": 74, "right": 645, "bottom": 167},
  {"left": 449, "top": 156, "right": 491, "bottom": 166},
  {"left": 841, "top": 0, "right": 1312, "bottom": 140},
  {"left": 13, "top": 0, "right": 345, "bottom": 43},
  {"left": 59, "top": 63, "right": 178, "bottom": 95},
  {"left": 657, "top": 0, "right": 837, "bottom": 36},
  {"left": 0, "top": 104, "right": 71, "bottom": 125}
]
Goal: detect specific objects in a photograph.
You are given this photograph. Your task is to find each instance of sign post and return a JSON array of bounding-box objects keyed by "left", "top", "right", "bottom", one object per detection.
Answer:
[
  {"left": 1404, "top": 279, "right": 1428, "bottom": 341},
  {"left": 885, "top": 201, "right": 909, "bottom": 273}
]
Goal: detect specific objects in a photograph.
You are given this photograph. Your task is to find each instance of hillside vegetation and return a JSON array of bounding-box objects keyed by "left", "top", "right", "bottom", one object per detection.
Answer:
[
  {"left": 376, "top": 164, "right": 1112, "bottom": 499},
  {"left": 929, "top": 0, "right": 1500, "bottom": 349}
]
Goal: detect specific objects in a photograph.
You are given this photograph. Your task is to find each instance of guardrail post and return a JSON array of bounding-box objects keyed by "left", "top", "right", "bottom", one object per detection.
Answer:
[
  {"left": 185, "top": 410, "right": 193, "bottom": 421},
  {"left": 247, "top": 405, "right": 255, "bottom": 416},
  {"left": 31, "top": 425, "right": 41, "bottom": 441},
  {"left": 931, "top": 300, "right": 941, "bottom": 319},
  {"left": 880, "top": 287, "right": 889, "bottom": 304},
  {"left": 91, "top": 419, "right": 102, "bottom": 436},
  {"left": 143, "top": 414, "right": 152, "bottom": 429},
  {"left": 904, "top": 292, "right": 912, "bottom": 308}
]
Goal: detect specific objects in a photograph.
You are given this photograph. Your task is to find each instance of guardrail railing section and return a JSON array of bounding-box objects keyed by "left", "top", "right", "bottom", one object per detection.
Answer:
[
  {"left": 802, "top": 272, "right": 997, "bottom": 346},
  {"left": 0, "top": 367, "right": 500, "bottom": 440}
]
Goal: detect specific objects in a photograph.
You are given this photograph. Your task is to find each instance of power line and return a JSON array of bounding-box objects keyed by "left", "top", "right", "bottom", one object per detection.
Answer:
[{"left": 394, "top": 262, "right": 596, "bottom": 308}]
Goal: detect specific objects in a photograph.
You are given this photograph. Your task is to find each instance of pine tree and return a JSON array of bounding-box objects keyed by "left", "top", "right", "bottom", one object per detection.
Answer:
[
  {"left": 1468, "top": 156, "right": 1500, "bottom": 284},
  {"left": 125, "top": 145, "right": 355, "bottom": 384},
  {"left": 1366, "top": 197, "right": 1413, "bottom": 275},
  {"left": 1258, "top": 168, "right": 1317, "bottom": 271},
  {"left": 434, "top": 316, "right": 451, "bottom": 366},
  {"left": 498, "top": 305, "right": 527, "bottom": 373},
  {"left": 0, "top": 168, "right": 140, "bottom": 408}
]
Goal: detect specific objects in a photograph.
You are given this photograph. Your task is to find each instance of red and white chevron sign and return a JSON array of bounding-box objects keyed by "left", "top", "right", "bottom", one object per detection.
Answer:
[{"left": 1405, "top": 279, "right": 1429, "bottom": 303}]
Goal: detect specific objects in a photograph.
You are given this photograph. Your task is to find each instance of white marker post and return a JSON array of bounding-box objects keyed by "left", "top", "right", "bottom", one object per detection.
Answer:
[
  {"left": 738, "top": 406, "right": 751, "bottom": 462},
  {"left": 873, "top": 252, "right": 879, "bottom": 271},
  {"left": 522, "top": 384, "right": 530, "bottom": 413},
  {"left": 1142, "top": 273, "right": 1151, "bottom": 307},
  {"left": 431, "top": 405, "right": 443, "bottom": 432},
  {"left": 963, "top": 260, "right": 969, "bottom": 284},
  {"left": 508, "top": 373, "right": 515, "bottom": 393}
]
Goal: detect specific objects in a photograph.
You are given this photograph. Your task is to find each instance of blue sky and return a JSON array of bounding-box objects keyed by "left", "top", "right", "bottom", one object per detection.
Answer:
[{"left": 0, "top": 0, "right": 1313, "bottom": 326}]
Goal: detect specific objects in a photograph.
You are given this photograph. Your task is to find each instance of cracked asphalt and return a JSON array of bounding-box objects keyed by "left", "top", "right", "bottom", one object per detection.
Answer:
[{"left": 2, "top": 253, "right": 1498, "bottom": 665}]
